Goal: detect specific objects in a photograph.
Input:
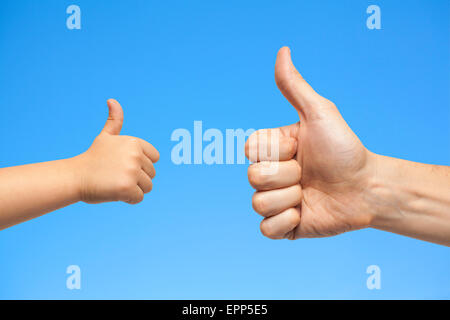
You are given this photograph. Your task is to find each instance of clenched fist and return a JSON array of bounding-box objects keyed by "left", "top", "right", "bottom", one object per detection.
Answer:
[
  {"left": 0, "top": 99, "right": 160, "bottom": 230},
  {"left": 74, "top": 99, "right": 159, "bottom": 204},
  {"left": 245, "top": 47, "right": 376, "bottom": 240},
  {"left": 245, "top": 48, "right": 450, "bottom": 246}
]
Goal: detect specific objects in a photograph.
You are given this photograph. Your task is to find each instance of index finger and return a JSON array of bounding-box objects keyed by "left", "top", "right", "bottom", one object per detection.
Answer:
[
  {"left": 137, "top": 138, "right": 160, "bottom": 163},
  {"left": 245, "top": 128, "right": 297, "bottom": 162}
]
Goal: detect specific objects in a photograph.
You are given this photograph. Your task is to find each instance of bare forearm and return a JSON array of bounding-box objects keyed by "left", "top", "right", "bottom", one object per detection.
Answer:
[
  {"left": 368, "top": 154, "right": 450, "bottom": 246},
  {"left": 0, "top": 99, "right": 158, "bottom": 231},
  {"left": 0, "top": 158, "right": 80, "bottom": 230}
]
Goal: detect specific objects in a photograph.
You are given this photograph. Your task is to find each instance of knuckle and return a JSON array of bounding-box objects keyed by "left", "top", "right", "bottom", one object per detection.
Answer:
[
  {"left": 288, "top": 208, "right": 301, "bottom": 225},
  {"left": 290, "top": 160, "right": 302, "bottom": 180},
  {"left": 129, "top": 149, "right": 142, "bottom": 161},
  {"left": 260, "top": 221, "right": 276, "bottom": 239},
  {"left": 117, "top": 179, "right": 135, "bottom": 194},
  {"left": 252, "top": 193, "right": 267, "bottom": 214},
  {"left": 245, "top": 137, "right": 258, "bottom": 161},
  {"left": 247, "top": 165, "right": 258, "bottom": 185},
  {"left": 244, "top": 140, "right": 250, "bottom": 158},
  {"left": 295, "top": 184, "right": 303, "bottom": 198},
  {"left": 128, "top": 137, "right": 140, "bottom": 145},
  {"left": 133, "top": 153, "right": 142, "bottom": 161},
  {"left": 323, "top": 98, "right": 336, "bottom": 109},
  {"left": 134, "top": 193, "right": 144, "bottom": 204},
  {"left": 127, "top": 137, "right": 141, "bottom": 151},
  {"left": 275, "top": 76, "right": 292, "bottom": 93},
  {"left": 127, "top": 193, "right": 144, "bottom": 205},
  {"left": 144, "top": 182, "right": 153, "bottom": 193},
  {"left": 247, "top": 130, "right": 258, "bottom": 144},
  {"left": 151, "top": 146, "right": 160, "bottom": 161},
  {"left": 126, "top": 163, "right": 141, "bottom": 176},
  {"left": 289, "top": 140, "right": 297, "bottom": 157},
  {"left": 248, "top": 165, "right": 270, "bottom": 188},
  {"left": 307, "top": 98, "right": 335, "bottom": 121}
]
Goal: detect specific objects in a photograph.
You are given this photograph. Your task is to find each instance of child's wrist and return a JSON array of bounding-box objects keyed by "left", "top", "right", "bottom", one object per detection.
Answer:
[{"left": 62, "top": 156, "right": 84, "bottom": 203}]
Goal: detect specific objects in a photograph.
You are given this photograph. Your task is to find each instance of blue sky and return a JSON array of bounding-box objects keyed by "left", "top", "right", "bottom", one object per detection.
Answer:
[{"left": 0, "top": 0, "right": 449, "bottom": 299}]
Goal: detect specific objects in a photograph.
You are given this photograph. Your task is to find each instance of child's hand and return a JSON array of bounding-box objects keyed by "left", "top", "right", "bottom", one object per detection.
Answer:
[
  {"left": 0, "top": 99, "right": 160, "bottom": 230},
  {"left": 74, "top": 99, "right": 159, "bottom": 204}
]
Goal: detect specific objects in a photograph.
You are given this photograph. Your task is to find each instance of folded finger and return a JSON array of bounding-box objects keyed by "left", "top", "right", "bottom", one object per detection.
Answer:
[
  {"left": 137, "top": 138, "right": 160, "bottom": 163},
  {"left": 141, "top": 156, "right": 156, "bottom": 179},
  {"left": 260, "top": 207, "right": 301, "bottom": 239},
  {"left": 245, "top": 129, "right": 297, "bottom": 162},
  {"left": 137, "top": 170, "right": 153, "bottom": 194},
  {"left": 252, "top": 184, "right": 302, "bottom": 217},
  {"left": 125, "top": 185, "right": 145, "bottom": 205},
  {"left": 248, "top": 159, "right": 301, "bottom": 191}
]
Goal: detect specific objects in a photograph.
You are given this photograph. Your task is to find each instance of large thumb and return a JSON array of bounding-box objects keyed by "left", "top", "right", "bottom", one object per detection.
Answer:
[
  {"left": 102, "top": 99, "right": 124, "bottom": 135},
  {"left": 275, "top": 47, "right": 324, "bottom": 120}
]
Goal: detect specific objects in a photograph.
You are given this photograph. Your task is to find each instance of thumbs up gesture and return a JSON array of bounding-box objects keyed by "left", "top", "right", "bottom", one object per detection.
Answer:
[
  {"left": 245, "top": 47, "right": 377, "bottom": 240},
  {"left": 74, "top": 99, "right": 159, "bottom": 204}
]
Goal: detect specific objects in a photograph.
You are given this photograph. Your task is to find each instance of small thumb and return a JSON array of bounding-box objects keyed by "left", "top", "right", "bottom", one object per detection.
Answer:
[
  {"left": 275, "top": 47, "right": 323, "bottom": 120},
  {"left": 102, "top": 99, "right": 124, "bottom": 135}
]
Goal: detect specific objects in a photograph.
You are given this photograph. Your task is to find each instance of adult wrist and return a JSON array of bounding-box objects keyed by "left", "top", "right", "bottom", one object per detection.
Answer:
[{"left": 364, "top": 153, "right": 405, "bottom": 230}]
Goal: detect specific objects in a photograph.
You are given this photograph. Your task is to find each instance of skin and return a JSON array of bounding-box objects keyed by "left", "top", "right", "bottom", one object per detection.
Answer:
[
  {"left": 0, "top": 99, "right": 159, "bottom": 230},
  {"left": 245, "top": 47, "right": 450, "bottom": 246}
]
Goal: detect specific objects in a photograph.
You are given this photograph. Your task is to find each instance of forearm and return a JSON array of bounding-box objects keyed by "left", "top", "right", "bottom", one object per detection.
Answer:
[
  {"left": 367, "top": 154, "right": 450, "bottom": 246},
  {"left": 0, "top": 158, "right": 81, "bottom": 230}
]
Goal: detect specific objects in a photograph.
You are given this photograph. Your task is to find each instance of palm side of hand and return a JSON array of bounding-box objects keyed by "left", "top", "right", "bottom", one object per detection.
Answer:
[
  {"left": 293, "top": 108, "right": 374, "bottom": 238},
  {"left": 246, "top": 47, "right": 376, "bottom": 240}
]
